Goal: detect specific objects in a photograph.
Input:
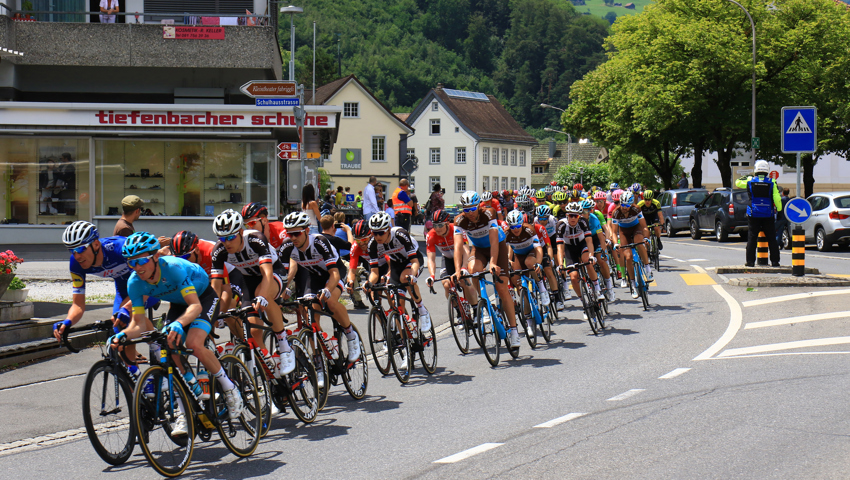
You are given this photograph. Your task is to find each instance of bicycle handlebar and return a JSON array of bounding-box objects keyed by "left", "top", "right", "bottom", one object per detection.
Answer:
[{"left": 60, "top": 320, "right": 114, "bottom": 353}]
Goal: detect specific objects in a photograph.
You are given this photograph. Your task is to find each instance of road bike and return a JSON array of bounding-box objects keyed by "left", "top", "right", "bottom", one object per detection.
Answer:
[
  {"left": 510, "top": 268, "right": 554, "bottom": 346},
  {"left": 563, "top": 261, "right": 605, "bottom": 335},
  {"left": 362, "top": 285, "right": 393, "bottom": 375},
  {"left": 646, "top": 223, "right": 662, "bottom": 272},
  {"left": 433, "top": 275, "right": 478, "bottom": 354},
  {"left": 593, "top": 248, "right": 612, "bottom": 316},
  {"left": 622, "top": 241, "right": 651, "bottom": 310},
  {"left": 460, "top": 270, "right": 517, "bottom": 366}
]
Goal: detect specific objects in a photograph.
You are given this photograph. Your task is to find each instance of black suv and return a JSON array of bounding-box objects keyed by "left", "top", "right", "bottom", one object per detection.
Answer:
[{"left": 689, "top": 188, "right": 750, "bottom": 242}]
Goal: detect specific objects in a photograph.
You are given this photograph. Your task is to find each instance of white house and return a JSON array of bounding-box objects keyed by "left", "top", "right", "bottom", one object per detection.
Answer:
[{"left": 406, "top": 84, "right": 537, "bottom": 205}]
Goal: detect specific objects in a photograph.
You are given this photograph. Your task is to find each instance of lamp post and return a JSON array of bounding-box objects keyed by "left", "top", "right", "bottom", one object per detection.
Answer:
[
  {"left": 280, "top": 5, "right": 304, "bottom": 82},
  {"left": 544, "top": 127, "right": 572, "bottom": 165},
  {"left": 724, "top": 0, "right": 757, "bottom": 168}
]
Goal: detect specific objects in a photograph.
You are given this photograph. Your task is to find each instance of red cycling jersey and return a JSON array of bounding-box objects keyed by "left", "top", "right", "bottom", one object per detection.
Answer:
[
  {"left": 482, "top": 200, "right": 502, "bottom": 215},
  {"left": 266, "top": 221, "right": 288, "bottom": 250},
  {"left": 533, "top": 223, "right": 551, "bottom": 245},
  {"left": 426, "top": 224, "right": 457, "bottom": 258}
]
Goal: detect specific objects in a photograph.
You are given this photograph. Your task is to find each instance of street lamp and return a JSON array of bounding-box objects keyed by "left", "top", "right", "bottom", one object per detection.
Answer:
[
  {"left": 544, "top": 127, "right": 572, "bottom": 165},
  {"left": 280, "top": 5, "right": 304, "bottom": 82},
  {"left": 540, "top": 103, "right": 566, "bottom": 113},
  {"left": 724, "top": 0, "right": 757, "bottom": 168}
]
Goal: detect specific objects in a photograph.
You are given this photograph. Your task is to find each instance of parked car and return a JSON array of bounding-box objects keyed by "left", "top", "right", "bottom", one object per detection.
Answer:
[
  {"left": 689, "top": 188, "right": 749, "bottom": 242},
  {"left": 658, "top": 188, "right": 709, "bottom": 237},
  {"left": 779, "top": 191, "right": 850, "bottom": 251}
]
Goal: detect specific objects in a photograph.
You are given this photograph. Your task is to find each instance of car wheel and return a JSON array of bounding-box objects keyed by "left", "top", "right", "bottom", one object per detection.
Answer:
[
  {"left": 665, "top": 220, "right": 676, "bottom": 238},
  {"left": 780, "top": 228, "right": 791, "bottom": 250},
  {"left": 715, "top": 221, "right": 729, "bottom": 242},
  {"left": 816, "top": 227, "right": 831, "bottom": 252},
  {"left": 690, "top": 219, "right": 702, "bottom": 240}
]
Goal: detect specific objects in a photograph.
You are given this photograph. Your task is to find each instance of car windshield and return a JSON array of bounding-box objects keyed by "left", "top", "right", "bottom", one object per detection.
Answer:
[
  {"left": 733, "top": 192, "right": 748, "bottom": 204},
  {"left": 678, "top": 192, "right": 708, "bottom": 206},
  {"left": 835, "top": 196, "right": 850, "bottom": 209}
]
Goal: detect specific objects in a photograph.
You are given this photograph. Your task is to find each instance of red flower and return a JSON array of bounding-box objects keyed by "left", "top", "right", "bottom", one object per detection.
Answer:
[{"left": 4, "top": 269, "right": 10, "bottom": 274}]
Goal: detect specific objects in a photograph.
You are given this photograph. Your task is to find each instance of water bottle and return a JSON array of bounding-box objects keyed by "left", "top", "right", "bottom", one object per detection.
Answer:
[
  {"left": 322, "top": 332, "right": 339, "bottom": 360},
  {"left": 404, "top": 314, "right": 416, "bottom": 332},
  {"left": 197, "top": 369, "right": 210, "bottom": 400},
  {"left": 183, "top": 371, "right": 203, "bottom": 398},
  {"left": 149, "top": 342, "right": 162, "bottom": 364},
  {"left": 127, "top": 364, "right": 140, "bottom": 382},
  {"left": 223, "top": 342, "right": 235, "bottom": 355}
]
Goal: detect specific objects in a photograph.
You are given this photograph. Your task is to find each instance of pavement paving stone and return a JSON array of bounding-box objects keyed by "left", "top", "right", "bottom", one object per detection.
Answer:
[{"left": 727, "top": 275, "right": 850, "bottom": 287}]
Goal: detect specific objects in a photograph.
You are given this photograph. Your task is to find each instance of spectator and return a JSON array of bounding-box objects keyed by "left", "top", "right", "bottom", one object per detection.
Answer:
[
  {"left": 363, "top": 176, "right": 379, "bottom": 222},
  {"left": 333, "top": 212, "right": 351, "bottom": 260},
  {"left": 344, "top": 186, "right": 352, "bottom": 205},
  {"left": 301, "top": 183, "right": 321, "bottom": 234},
  {"left": 677, "top": 172, "right": 688, "bottom": 189},
  {"left": 114, "top": 195, "right": 144, "bottom": 236},
  {"left": 424, "top": 183, "right": 444, "bottom": 235},
  {"left": 335, "top": 185, "right": 345, "bottom": 206},
  {"left": 385, "top": 199, "right": 396, "bottom": 227},
  {"left": 735, "top": 160, "right": 781, "bottom": 267},
  {"left": 355, "top": 190, "right": 363, "bottom": 209},
  {"left": 100, "top": 0, "right": 119, "bottom": 23},
  {"left": 391, "top": 178, "right": 415, "bottom": 232}
]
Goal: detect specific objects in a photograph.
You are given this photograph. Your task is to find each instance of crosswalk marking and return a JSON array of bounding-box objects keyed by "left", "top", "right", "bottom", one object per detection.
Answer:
[
  {"left": 745, "top": 311, "right": 850, "bottom": 329},
  {"left": 718, "top": 336, "right": 850, "bottom": 358}
]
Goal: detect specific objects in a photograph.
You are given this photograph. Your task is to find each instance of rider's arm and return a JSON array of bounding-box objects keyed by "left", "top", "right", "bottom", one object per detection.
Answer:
[
  {"left": 427, "top": 249, "right": 437, "bottom": 280},
  {"left": 488, "top": 227, "right": 500, "bottom": 267},
  {"left": 453, "top": 224, "right": 466, "bottom": 274}
]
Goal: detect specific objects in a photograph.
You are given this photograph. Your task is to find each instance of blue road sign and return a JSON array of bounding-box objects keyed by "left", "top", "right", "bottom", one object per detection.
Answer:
[
  {"left": 256, "top": 98, "right": 300, "bottom": 107},
  {"left": 785, "top": 197, "right": 812, "bottom": 224},
  {"left": 781, "top": 106, "right": 816, "bottom": 153}
]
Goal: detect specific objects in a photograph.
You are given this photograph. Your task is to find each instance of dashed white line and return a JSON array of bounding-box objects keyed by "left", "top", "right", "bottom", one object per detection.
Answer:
[
  {"left": 717, "top": 336, "right": 850, "bottom": 358},
  {"left": 0, "top": 373, "right": 86, "bottom": 392},
  {"left": 688, "top": 259, "right": 708, "bottom": 262},
  {"left": 658, "top": 368, "right": 691, "bottom": 379},
  {"left": 606, "top": 389, "right": 645, "bottom": 401},
  {"left": 434, "top": 443, "right": 503, "bottom": 464},
  {"left": 745, "top": 311, "right": 850, "bottom": 329},
  {"left": 674, "top": 258, "right": 686, "bottom": 263},
  {"left": 660, "top": 255, "right": 674, "bottom": 259},
  {"left": 741, "top": 289, "right": 850, "bottom": 307},
  {"left": 533, "top": 412, "right": 587, "bottom": 428},
  {"left": 693, "top": 285, "right": 743, "bottom": 361}
]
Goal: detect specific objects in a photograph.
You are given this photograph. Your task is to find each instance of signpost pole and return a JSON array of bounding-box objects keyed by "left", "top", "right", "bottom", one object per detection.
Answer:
[
  {"left": 792, "top": 225, "right": 805, "bottom": 277},
  {"left": 795, "top": 152, "right": 801, "bottom": 198}
]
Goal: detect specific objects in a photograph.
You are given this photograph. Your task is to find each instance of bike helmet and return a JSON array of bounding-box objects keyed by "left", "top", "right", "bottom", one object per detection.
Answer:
[
  {"left": 480, "top": 191, "right": 492, "bottom": 202},
  {"left": 536, "top": 204, "right": 552, "bottom": 218},
  {"left": 610, "top": 182, "right": 619, "bottom": 190},
  {"left": 580, "top": 199, "right": 595, "bottom": 210},
  {"left": 282, "top": 211, "right": 311, "bottom": 229},
  {"left": 594, "top": 191, "right": 607, "bottom": 200},
  {"left": 491, "top": 191, "right": 500, "bottom": 199},
  {"left": 573, "top": 183, "right": 583, "bottom": 192},
  {"left": 565, "top": 202, "right": 582, "bottom": 214},
  {"left": 631, "top": 183, "right": 642, "bottom": 193},
  {"left": 352, "top": 220, "right": 371, "bottom": 239},
  {"left": 171, "top": 230, "right": 199, "bottom": 256},
  {"left": 514, "top": 195, "right": 532, "bottom": 210},
  {"left": 240, "top": 201, "right": 268, "bottom": 221},
  {"left": 459, "top": 191, "right": 481, "bottom": 207},
  {"left": 506, "top": 209, "right": 525, "bottom": 227},
  {"left": 502, "top": 189, "right": 510, "bottom": 197},
  {"left": 535, "top": 190, "right": 546, "bottom": 199},
  {"left": 62, "top": 221, "right": 99, "bottom": 248},
  {"left": 122, "top": 232, "right": 160, "bottom": 258},
  {"left": 213, "top": 209, "right": 243, "bottom": 236},
  {"left": 611, "top": 189, "right": 622, "bottom": 202},
  {"left": 550, "top": 181, "right": 558, "bottom": 187},
  {"left": 368, "top": 211, "right": 392, "bottom": 231},
  {"left": 570, "top": 188, "right": 580, "bottom": 199},
  {"left": 432, "top": 209, "right": 450, "bottom": 224},
  {"left": 642, "top": 189, "right": 655, "bottom": 201},
  {"left": 621, "top": 191, "right": 635, "bottom": 206},
  {"left": 553, "top": 191, "right": 567, "bottom": 202}
]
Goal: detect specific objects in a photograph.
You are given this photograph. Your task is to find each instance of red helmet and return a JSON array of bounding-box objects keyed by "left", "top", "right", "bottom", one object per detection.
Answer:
[
  {"left": 352, "top": 220, "right": 371, "bottom": 239},
  {"left": 550, "top": 181, "right": 558, "bottom": 187},
  {"left": 241, "top": 202, "right": 268, "bottom": 221},
  {"left": 502, "top": 190, "right": 510, "bottom": 196},
  {"left": 491, "top": 191, "right": 500, "bottom": 199},
  {"left": 432, "top": 209, "right": 450, "bottom": 224},
  {"left": 171, "top": 230, "right": 199, "bottom": 256},
  {"left": 573, "top": 183, "right": 583, "bottom": 191}
]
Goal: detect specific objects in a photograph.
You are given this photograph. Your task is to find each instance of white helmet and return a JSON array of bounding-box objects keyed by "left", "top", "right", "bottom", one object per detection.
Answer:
[
  {"left": 368, "top": 211, "right": 392, "bottom": 231},
  {"left": 506, "top": 209, "right": 524, "bottom": 227},
  {"left": 565, "top": 202, "right": 583, "bottom": 214},
  {"left": 621, "top": 191, "right": 635, "bottom": 206},
  {"left": 480, "top": 191, "right": 492, "bottom": 202},
  {"left": 459, "top": 191, "right": 481, "bottom": 207},
  {"left": 754, "top": 160, "right": 770, "bottom": 174},
  {"left": 63, "top": 220, "right": 99, "bottom": 248},
  {"left": 213, "top": 209, "right": 243, "bottom": 236},
  {"left": 282, "top": 211, "right": 311, "bottom": 229}
]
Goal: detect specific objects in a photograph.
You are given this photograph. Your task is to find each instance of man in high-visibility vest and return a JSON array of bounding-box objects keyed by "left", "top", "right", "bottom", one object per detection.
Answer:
[
  {"left": 391, "top": 178, "right": 415, "bottom": 232},
  {"left": 356, "top": 191, "right": 363, "bottom": 209},
  {"left": 736, "top": 160, "right": 782, "bottom": 267}
]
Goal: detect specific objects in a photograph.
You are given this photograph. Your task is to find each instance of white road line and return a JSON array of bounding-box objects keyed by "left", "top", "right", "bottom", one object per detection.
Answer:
[
  {"left": 717, "top": 336, "right": 850, "bottom": 358},
  {"left": 691, "top": 265, "right": 708, "bottom": 274},
  {"left": 0, "top": 373, "right": 86, "bottom": 392},
  {"left": 745, "top": 311, "right": 850, "bottom": 329},
  {"left": 693, "top": 284, "right": 743, "bottom": 361},
  {"left": 712, "top": 351, "right": 850, "bottom": 360},
  {"left": 606, "top": 389, "right": 645, "bottom": 401},
  {"left": 434, "top": 443, "right": 504, "bottom": 464},
  {"left": 533, "top": 412, "right": 587, "bottom": 428},
  {"left": 705, "top": 267, "right": 717, "bottom": 271},
  {"left": 658, "top": 368, "right": 691, "bottom": 379},
  {"left": 675, "top": 258, "right": 686, "bottom": 263},
  {"left": 742, "top": 289, "right": 850, "bottom": 307},
  {"left": 717, "top": 274, "right": 729, "bottom": 283},
  {"left": 660, "top": 255, "right": 674, "bottom": 259},
  {"left": 688, "top": 259, "right": 708, "bottom": 262},
  {"left": 671, "top": 239, "right": 850, "bottom": 261}
]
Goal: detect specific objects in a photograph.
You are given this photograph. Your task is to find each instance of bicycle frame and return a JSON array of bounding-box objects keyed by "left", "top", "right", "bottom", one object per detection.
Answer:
[
  {"left": 512, "top": 269, "right": 545, "bottom": 326},
  {"left": 463, "top": 271, "right": 507, "bottom": 340}
]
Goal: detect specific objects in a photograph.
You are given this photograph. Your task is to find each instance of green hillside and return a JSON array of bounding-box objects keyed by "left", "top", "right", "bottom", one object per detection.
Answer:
[{"left": 577, "top": 0, "right": 653, "bottom": 19}]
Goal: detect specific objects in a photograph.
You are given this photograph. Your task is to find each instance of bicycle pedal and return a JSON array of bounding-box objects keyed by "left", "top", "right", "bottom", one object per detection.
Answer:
[
  {"left": 197, "top": 413, "right": 215, "bottom": 429},
  {"left": 330, "top": 375, "right": 339, "bottom": 387}
]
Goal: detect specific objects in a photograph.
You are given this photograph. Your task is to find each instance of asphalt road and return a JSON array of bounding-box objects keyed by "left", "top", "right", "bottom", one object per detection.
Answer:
[{"left": 2, "top": 235, "right": 850, "bottom": 479}]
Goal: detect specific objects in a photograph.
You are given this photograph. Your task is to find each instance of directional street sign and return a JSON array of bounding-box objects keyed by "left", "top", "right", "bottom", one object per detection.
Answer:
[
  {"left": 401, "top": 155, "right": 418, "bottom": 174},
  {"left": 256, "top": 98, "right": 300, "bottom": 107},
  {"left": 781, "top": 106, "right": 817, "bottom": 153},
  {"left": 277, "top": 143, "right": 299, "bottom": 151},
  {"left": 785, "top": 197, "right": 813, "bottom": 225},
  {"left": 240, "top": 80, "right": 297, "bottom": 98},
  {"left": 278, "top": 151, "right": 299, "bottom": 160}
]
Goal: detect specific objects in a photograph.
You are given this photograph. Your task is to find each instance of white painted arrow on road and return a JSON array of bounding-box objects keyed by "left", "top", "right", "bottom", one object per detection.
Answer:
[{"left": 788, "top": 202, "right": 809, "bottom": 218}]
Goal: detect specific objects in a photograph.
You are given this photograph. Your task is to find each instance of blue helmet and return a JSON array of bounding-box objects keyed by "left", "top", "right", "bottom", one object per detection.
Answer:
[
  {"left": 580, "top": 199, "right": 595, "bottom": 210},
  {"left": 610, "top": 182, "right": 619, "bottom": 191},
  {"left": 631, "top": 183, "right": 642, "bottom": 193},
  {"left": 122, "top": 232, "right": 160, "bottom": 258},
  {"left": 459, "top": 191, "right": 480, "bottom": 207}
]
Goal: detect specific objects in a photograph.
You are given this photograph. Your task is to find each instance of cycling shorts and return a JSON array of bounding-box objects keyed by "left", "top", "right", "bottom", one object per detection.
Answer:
[
  {"left": 562, "top": 243, "right": 588, "bottom": 267},
  {"left": 166, "top": 287, "right": 220, "bottom": 336},
  {"left": 643, "top": 212, "right": 660, "bottom": 227},
  {"left": 238, "top": 273, "right": 284, "bottom": 310},
  {"left": 294, "top": 267, "right": 344, "bottom": 298},
  {"left": 441, "top": 256, "right": 456, "bottom": 277},
  {"left": 470, "top": 240, "right": 510, "bottom": 275},
  {"left": 514, "top": 250, "right": 540, "bottom": 269},
  {"left": 619, "top": 225, "right": 641, "bottom": 245}
]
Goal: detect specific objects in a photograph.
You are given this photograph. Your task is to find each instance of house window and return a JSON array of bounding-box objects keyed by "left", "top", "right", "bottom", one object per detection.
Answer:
[
  {"left": 510, "top": 149, "right": 517, "bottom": 166},
  {"left": 501, "top": 177, "right": 508, "bottom": 190},
  {"left": 455, "top": 176, "right": 466, "bottom": 193},
  {"left": 519, "top": 177, "right": 527, "bottom": 187},
  {"left": 432, "top": 102, "right": 439, "bottom": 111},
  {"left": 501, "top": 149, "right": 507, "bottom": 165},
  {"left": 519, "top": 150, "right": 526, "bottom": 166},
  {"left": 429, "top": 176, "right": 440, "bottom": 191},
  {"left": 430, "top": 148, "right": 441, "bottom": 164},
  {"left": 455, "top": 147, "right": 466, "bottom": 164},
  {"left": 430, "top": 119, "right": 440, "bottom": 135},
  {"left": 483, "top": 177, "right": 489, "bottom": 192},
  {"left": 455, "top": 127, "right": 459, "bottom": 133},
  {"left": 493, "top": 177, "right": 499, "bottom": 191},
  {"left": 343, "top": 102, "right": 359, "bottom": 118},
  {"left": 371, "top": 136, "right": 386, "bottom": 162},
  {"left": 510, "top": 178, "right": 517, "bottom": 190},
  {"left": 483, "top": 147, "right": 489, "bottom": 165},
  {"left": 533, "top": 166, "right": 545, "bottom": 174}
]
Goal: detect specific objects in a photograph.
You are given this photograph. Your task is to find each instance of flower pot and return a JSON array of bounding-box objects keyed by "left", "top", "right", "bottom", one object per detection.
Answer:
[
  {"left": 0, "top": 273, "right": 14, "bottom": 298},
  {"left": 1, "top": 288, "right": 28, "bottom": 303}
]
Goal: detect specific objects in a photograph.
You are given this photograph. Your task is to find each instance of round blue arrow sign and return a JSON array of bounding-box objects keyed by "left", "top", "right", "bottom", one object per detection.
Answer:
[{"left": 785, "top": 197, "right": 812, "bottom": 224}]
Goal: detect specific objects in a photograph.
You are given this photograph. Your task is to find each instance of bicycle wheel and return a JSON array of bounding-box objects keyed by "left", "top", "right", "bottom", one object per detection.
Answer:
[
  {"left": 634, "top": 264, "right": 649, "bottom": 311},
  {"left": 230, "top": 345, "right": 272, "bottom": 437},
  {"left": 81, "top": 359, "right": 135, "bottom": 466},
  {"left": 542, "top": 277, "right": 559, "bottom": 325},
  {"left": 514, "top": 291, "right": 531, "bottom": 349},
  {"left": 505, "top": 312, "right": 520, "bottom": 359},
  {"left": 418, "top": 317, "right": 438, "bottom": 374},
  {"left": 286, "top": 337, "right": 319, "bottom": 423},
  {"left": 478, "top": 300, "right": 500, "bottom": 367},
  {"left": 580, "top": 281, "right": 599, "bottom": 335},
  {"left": 338, "top": 323, "right": 369, "bottom": 399},
  {"left": 520, "top": 289, "right": 538, "bottom": 349},
  {"left": 132, "top": 365, "right": 194, "bottom": 478},
  {"left": 640, "top": 275, "right": 650, "bottom": 310},
  {"left": 367, "top": 307, "right": 391, "bottom": 375},
  {"left": 214, "top": 354, "right": 261, "bottom": 457},
  {"left": 448, "top": 295, "right": 470, "bottom": 354},
  {"left": 298, "top": 330, "right": 330, "bottom": 411},
  {"left": 539, "top": 302, "right": 553, "bottom": 343},
  {"left": 386, "top": 312, "right": 411, "bottom": 383}
]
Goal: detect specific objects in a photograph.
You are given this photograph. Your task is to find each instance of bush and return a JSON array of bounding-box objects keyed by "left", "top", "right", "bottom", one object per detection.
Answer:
[
  {"left": 553, "top": 162, "right": 610, "bottom": 188},
  {"left": 8, "top": 277, "right": 26, "bottom": 290}
]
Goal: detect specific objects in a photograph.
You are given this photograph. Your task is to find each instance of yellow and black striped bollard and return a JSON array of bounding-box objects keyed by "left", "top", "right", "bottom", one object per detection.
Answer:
[
  {"left": 757, "top": 231, "right": 769, "bottom": 266},
  {"left": 792, "top": 226, "right": 805, "bottom": 276}
]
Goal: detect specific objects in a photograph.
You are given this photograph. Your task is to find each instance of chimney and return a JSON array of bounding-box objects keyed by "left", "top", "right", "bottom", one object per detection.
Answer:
[
  {"left": 548, "top": 138, "right": 556, "bottom": 158},
  {"left": 436, "top": 83, "right": 443, "bottom": 90}
]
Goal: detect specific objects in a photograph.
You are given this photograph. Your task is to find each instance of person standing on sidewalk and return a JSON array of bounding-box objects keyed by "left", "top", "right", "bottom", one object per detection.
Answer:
[
  {"left": 391, "top": 178, "right": 415, "bottom": 232},
  {"left": 114, "top": 195, "right": 143, "bottom": 236},
  {"left": 363, "top": 176, "right": 379, "bottom": 223},
  {"left": 774, "top": 187, "right": 791, "bottom": 245},
  {"left": 736, "top": 160, "right": 782, "bottom": 267}
]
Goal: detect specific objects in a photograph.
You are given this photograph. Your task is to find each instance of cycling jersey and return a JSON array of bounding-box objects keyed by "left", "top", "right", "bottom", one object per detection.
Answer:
[
  {"left": 605, "top": 202, "right": 619, "bottom": 219},
  {"left": 368, "top": 227, "right": 419, "bottom": 267},
  {"left": 587, "top": 212, "right": 603, "bottom": 235},
  {"left": 482, "top": 200, "right": 502, "bottom": 216},
  {"left": 555, "top": 217, "right": 591, "bottom": 246},
  {"left": 535, "top": 216, "right": 557, "bottom": 238},
  {"left": 505, "top": 225, "right": 541, "bottom": 256},
  {"left": 351, "top": 241, "right": 387, "bottom": 271},
  {"left": 278, "top": 234, "right": 343, "bottom": 277},
  {"left": 637, "top": 199, "right": 661, "bottom": 215},
  {"left": 610, "top": 206, "right": 644, "bottom": 229},
  {"left": 69, "top": 236, "right": 132, "bottom": 295},
  {"left": 453, "top": 207, "right": 505, "bottom": 248},
  {"left": 426, "top": 224, "right": 457, "bottom": 259},
  {"left": 266, "top": 221, "right": 289, "bottom": 249},
  {"left": 210, "top": 231, "right": 282, "bottom": 280},
  {"left": 128, "top": 256, "right": 209, "bottom": 315}
]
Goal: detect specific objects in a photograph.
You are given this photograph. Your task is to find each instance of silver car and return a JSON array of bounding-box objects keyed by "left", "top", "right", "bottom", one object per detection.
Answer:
[
  {"left": 658, "top": 188, "right": 709, "bottom": 237},
  {"left": 782, "top": 191, "right": 850, "bottom": 251}
]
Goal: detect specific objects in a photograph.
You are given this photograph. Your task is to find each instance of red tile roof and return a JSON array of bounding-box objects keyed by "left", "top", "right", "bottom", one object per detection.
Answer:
[{"left": 431, "top": 87, "right": 536, "bottom": 145}]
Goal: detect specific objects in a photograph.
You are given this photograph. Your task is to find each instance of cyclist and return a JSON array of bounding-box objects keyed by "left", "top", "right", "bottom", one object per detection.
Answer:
[
  {"left": 345, "top": 220, "right": 388, "bottom": 305},
  {"left": 552, "top": 191, "right": 569, "bottom": 220},
  {"left": 241, "top": 202, "right": 288, "bottom": 250},
  {"left": 505, "top": 210, "right": 551, "bottom": 308},
  {"left": 611, "top": 191, "right": 653, "bottom": 297},
  {"left": 425, "top": 209, "right": 478, "bottom": 308},
  {"left": 452, "top": 191, "right": 520, "bottom": 348},
  {"left": 533, "top": 204, "right": 563, "bottom": 310},
  {"left": 500, "top": 189, "right": 513, "bottom": 213},
  {"left": 480, "top": 191, "right": 504, "bottom": 221},
  {"left": 556, "top": 202, "right": 600, "bottom": 304},
  {"left": 118, "top": 232, "right": 243, "bottom": 430},
  {"left": 607, "top": 183, "right": 620, "bottom": 203},
  {"left": 568, "top": 188, "right": 583, "bottom": 204},
  {"left": 580, "top": 199, "right": 616, "bottom": 302},
  {"left": 210, "top": 209, "right": 296, "bottom": 376},
  {"left": 516, "top": 195, "right": 535, "bottom": 217},
  {"left": 636, "top": 189, "right": 665, "bottom": 250},
  {"left": 363, "top": 211, "right": 431, "bottom": 332}
]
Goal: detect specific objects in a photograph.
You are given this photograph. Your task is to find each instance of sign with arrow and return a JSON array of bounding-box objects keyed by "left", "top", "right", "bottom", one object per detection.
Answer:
[
  {"left": 240, "top": 80, "right": 297, "bottom": 98},
  {"left": 785, "top": 197, "right": 812, "bottom": 225}
]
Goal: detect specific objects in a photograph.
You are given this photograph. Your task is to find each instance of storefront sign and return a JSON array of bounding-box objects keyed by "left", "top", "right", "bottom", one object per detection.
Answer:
[
  {"left": 163, "top": 26, "right": 225, "bottom": 40},
  {"left": 240, "top": 81, "right": 297, "bottom": 98},
  {"left": 340, "top": 148, "right": 361, "bottom": 170}
]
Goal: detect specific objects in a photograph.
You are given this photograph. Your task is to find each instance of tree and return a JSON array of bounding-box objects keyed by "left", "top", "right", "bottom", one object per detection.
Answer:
[
  {"left": 603, "top": 11, "right": 617, "bottom": 24},
  {"left": 464, "top": 12, "right": 495, "bottom": 72},
  {"left": 554, "top": 162, "right": 611, "bottom": 189}
]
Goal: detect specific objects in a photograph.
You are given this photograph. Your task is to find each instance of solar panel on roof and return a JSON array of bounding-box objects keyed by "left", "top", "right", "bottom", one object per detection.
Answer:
[{"left": 444, "top": 88, "right": 490, "bottom": 102}]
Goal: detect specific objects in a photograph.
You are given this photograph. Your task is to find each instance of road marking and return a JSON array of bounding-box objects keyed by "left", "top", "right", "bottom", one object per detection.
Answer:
[
  {"left": 741, "top": 288, "right": 850, "bottom": 307},
  {"left": 717, "top": 274, "right": 729, "bottom": 283},
  {"left": 660, "top": 255, "right": 674, "bottom": 259},
  {"left": 680, "top": 274, "right": 716, "bottom": 286},
  {"left": 745, "top": 311, "right": 850, "bottom": 329},
  {"left": 688, "top": 259, "right": 708, "bottom": 262},
  {"left": 0, "top": 419, "right": 129, "bottom": 456},
  {"left": 658, "top": 368, "right": 691, "bottom": 379},
  {"left": 671, "top": 239, "right": 850, "bottom": 261},
  {"left": 606, "top": 389, "right": 645, "bottom": 401},
  {"left": 693, "top": 285, "right": 743, "bottom": 361},
  {"left": 827, "top": 274, "right": 850, "bottom": 278},
  {"left": 434, "top": 443, "right": 503, "bottom": 464},
  {"left": 675, "top": 258, "right": 686, "bottom": 263},
  {"left": 691, "top": 265, "right": 709, "bottom": 274},
  {"left": 534, "top": 412, "right": 587, "bottom": 428},
  {"left": 0, "top": 373, "right": 86, "bottom": 392},
  {"left": 718, "top": 336, "right": 850, "bottom": 358},
  {"left": 713, "top": 351, "right": 850, "bottom": 359}
]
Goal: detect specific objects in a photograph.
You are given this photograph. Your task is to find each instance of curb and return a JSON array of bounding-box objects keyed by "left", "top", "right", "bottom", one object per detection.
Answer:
[
  {"left": 715, "top": 265, "right": 819, "bottom": 275},
  {"left": 727, "top": 275, "right": 850, "bottom": 288}
]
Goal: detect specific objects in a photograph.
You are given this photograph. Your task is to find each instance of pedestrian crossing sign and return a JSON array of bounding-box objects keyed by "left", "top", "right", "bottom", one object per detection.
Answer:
[{"left": 781, "top": 106, "right": 816, "bottom": 154}]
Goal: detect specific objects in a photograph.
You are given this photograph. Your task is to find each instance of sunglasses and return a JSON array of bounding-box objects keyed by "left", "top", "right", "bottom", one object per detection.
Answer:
[
  {"left": 374, "top": 230, "right": 389, "bottom": 237},
  {"left": 219, "top": 234, "right": 238, "bottom": 242},
  {"left": 567, "top": 214, "right": 580, "bottom": 218},
  {"left": 245, "top": 218, "right": 261, "bottom": 227},
  {"left": 433, "top": 222, "right": 447, "bottom": 229},
  {"left": 537, "top": 215, "right": 549, "bottom": 220},
  {"left": 509, "top": 224, "right": 523, "bottom": 230},
  {"left": 288, "top": 230, "right": 305, "bottom": 238},
  {"left": 463, "top": 206, "right": 478, "bottom": 213},
  {"left": 68, "top": 243, "right": 91, "bottom": 255},
  {"left": 127, "top": 255, "right": 153, "bottom": 267},
  {"left": 178, "top": 252, "right": 193, "bottom": 260}
]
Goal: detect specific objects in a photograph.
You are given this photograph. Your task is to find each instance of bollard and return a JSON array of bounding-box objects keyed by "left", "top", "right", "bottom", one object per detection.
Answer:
[
  {"left": 757, "top": 231, "right": 769, "bottom": 266},
  {"left": 792, "top": 226, "right": 805, "bottom": 277}
]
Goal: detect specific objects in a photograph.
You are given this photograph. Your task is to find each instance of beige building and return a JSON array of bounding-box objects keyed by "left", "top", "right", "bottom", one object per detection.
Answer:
[{"left": 305, "top": 75, "right": 413, "bottom": 200}]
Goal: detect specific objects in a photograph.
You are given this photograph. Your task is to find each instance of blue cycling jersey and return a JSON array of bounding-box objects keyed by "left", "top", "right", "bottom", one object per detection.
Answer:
[
  {"left": 69, "top": 236, "right": 132, "bottom": 296},
  {"left": 453, "top": 207, "right": 505, "bottom": 249},
  {"left": 128, "top": 256, "right": 209, "bottom": 315},
  {"left": 505, "top": 225, "right": 540, "bottom": 256},
  {"left": 587, "top": 212, "right": 603, "bottom": 235}
]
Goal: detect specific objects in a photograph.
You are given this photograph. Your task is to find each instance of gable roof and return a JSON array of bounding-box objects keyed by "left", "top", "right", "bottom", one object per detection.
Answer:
[
  {"left": 304, "top": 74, "right": 412, "bottom": 132},
  {"left": 408, "top": 86, "right": 537, "bottom": 145}
]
